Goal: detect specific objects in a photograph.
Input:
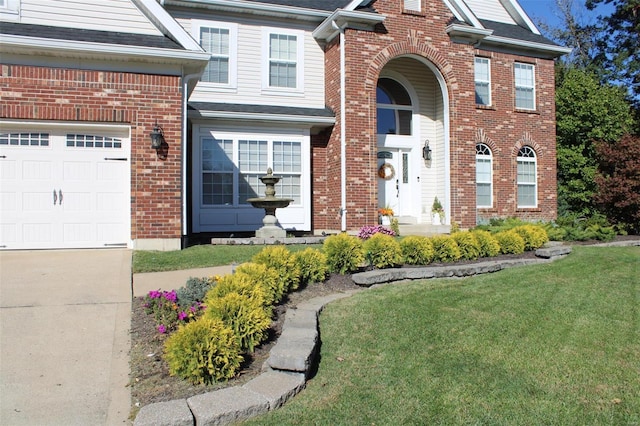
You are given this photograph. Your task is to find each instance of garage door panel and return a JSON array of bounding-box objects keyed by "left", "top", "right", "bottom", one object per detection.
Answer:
[
  {"left": 61, "top": 192, "right": 92, "bottom": 211},
  {"left": 23, "top": 223, "right": 54, "bottom": 243},
  {"left": 22, "top": 161, "right": 53, "bottom": 180},
  {"left": 63, "top": 161, "right": 92, "bottom": 181},
  {"left": 0, "top": 160, "right": 17, "bottom": 179}
]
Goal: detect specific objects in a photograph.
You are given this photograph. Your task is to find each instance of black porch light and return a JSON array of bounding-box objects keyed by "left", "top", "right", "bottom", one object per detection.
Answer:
[
  {"left": 422, "top": 139, "right": 432, "bottom": 161},
  {"left": 149, "top": 122, "right": 164, "bottom": 150}
]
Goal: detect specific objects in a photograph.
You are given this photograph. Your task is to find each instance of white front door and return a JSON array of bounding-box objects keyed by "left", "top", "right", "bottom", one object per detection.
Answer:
[
  {"left": 377, "top": 148, "right": 412, "bottom": 218},
  {"left": 0, "top": 127, "right": 130, "bottom": 249}
]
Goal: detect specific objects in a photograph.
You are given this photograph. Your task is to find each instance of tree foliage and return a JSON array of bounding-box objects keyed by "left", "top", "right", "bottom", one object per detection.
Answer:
[{"left": 594, "top": 134, "right": 640, "bottom": 232}]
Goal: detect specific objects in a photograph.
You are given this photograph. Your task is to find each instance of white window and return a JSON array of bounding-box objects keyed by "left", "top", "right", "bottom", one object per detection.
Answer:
[
  {"left": 517, "top": 146, "right": 537, "bottom": 207},
  {"left": 475, "top": 57, "right": 491, "bottom": 106},
  {"left": 514, "top": 63, "right": 535, "bottom": 110},
  {"left": 0, "top": 0, "right": 20, "bottom": 20},
  {"left": 377, "top": 77, "right": 413, "bottom": 135},
  {"left": 476, "top": 143, "right": 492, "bottom": 208},
  {"left": 262, "top": 28, "right": 304, "bottom": 91},
  {"left": 404, "top": 0, "right": 421, "bottom": 12},
  {"left": 193, "top": 21, "right": 237, "bottom": 88}
]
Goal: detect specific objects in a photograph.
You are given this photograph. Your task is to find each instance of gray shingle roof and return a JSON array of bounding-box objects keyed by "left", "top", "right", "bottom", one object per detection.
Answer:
[
  {"left": 240, "top": 0, "right": 352, "bottom": 12},
  {"left": 0, "top": 22, "right": 183, "bottom": 50},
  {"left": 479, "top": 19, "right": 560, "bottom": 47},
  {"left": 188, "top": 102, "right": 335, "bottom": 118}
]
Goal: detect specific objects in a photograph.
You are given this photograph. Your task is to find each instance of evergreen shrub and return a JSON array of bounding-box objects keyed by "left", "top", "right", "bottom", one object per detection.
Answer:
[
  {"left": 362, "top": 233, "right": 403, "bottom": 269},
  {"left": 252, "top": 246, "right": 301, "bottom": 292},
  {"left": 234, "top": 262, "right": 283, "bottom": 305},
  {"left": 293, "top": 248, "right": 328, "bottom": 286},
  {"left": 206, "top": 273, "right": 267, "bottom": 307},
  {"left": 495, "top": 231, "right": 526, "bottom": 254},
  {"left": 452, "top": 232, "right": 481, "bottom": 260},
  {"left": 430, "top": 235, "right": 462, "bottom": 263},
  {"left": 400, "top": 236, "right": 434, "bottom": 265},
  {"left": 323, "top": 233, "right": 364, "bottom": 274},
  {"left": 164, "top": 317, "right": 243, "bottom": 384},
  {"left": 471, "top": 230, "right": 501, "bottom": 258},
  {"left": 512, "top": 225, "right": 549, "bottom": 250},
  {"left": 177, "top": 276, "right": 216, "bottom": 310}
]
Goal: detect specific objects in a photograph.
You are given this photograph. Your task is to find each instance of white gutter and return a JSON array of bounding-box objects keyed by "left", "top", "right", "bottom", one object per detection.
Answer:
[
  {"left": 164, "top": 0, "right": 330, "bottom": 21},
  {"left": 482, "top": 35, "right": 573, "bottom": 57},
  {"left": 191, "top": 111, "right": 335, "bottom": 125},
  {"left": 332, "top": 20, "right": 348, "bottom": 232}
]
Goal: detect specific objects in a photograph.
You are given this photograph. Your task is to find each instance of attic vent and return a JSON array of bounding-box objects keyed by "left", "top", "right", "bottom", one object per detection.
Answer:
[{"left": 404, "top": 0, "right": 420, "bottom": 12}]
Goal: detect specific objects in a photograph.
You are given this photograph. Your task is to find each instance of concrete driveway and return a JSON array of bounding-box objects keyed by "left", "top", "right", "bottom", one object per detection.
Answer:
[{"left": 0, "top": 249, "right": 132, "bottom": 426}]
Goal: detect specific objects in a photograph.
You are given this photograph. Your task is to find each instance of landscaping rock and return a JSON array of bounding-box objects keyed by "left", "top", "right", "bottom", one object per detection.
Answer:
[
  {"left": 187, "top": 386, "right": 269, "bottom": 426},
  {"left": 535, "top": 246, "right": 572, "bottom": 259},
  {"left": 134, "top": 399, "right": 193, "bottom": 426},
  {"left": 243, "top": 371, "right": 306, "bottom": 409},
  {"left": 267, "top": 327, "right": 319, "bottom": 374},
  {"left": 282, "top": 308, "right": 318, "bottom": 329}
]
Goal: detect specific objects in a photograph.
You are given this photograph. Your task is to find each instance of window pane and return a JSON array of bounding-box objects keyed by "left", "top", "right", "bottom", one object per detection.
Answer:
[
  {"left": 477, "top": 183, "right": 491, "bottom": 207},
  {"left": 475, "top": 82, "right": 490, "bottom": 105},
  {"left": 238, "top": 140, "right": 267, "bottom": 172},
  {"left": 273, "top": 141, "right": 301, "bottom": 173},
  {"left": 200, "top": 27, "right": 230, "bottom": 84},
  {"left": 276, "top": 175, "right": 301, "bottom": 204},
  {"left": 518, "top": 184, "right": 535, "bottom": 206},
  {"left": 202, "top": 173, "right": 233, "bottom": 205},
  {"left": 517, "top": 161, "right": 536, "bottom": 183},
  {"left": 269, "top": 62, "right": 296, "bottom": 88},
  {"left": 398, "top": 110, "right": 412, "bottom": 135},
  {"left": 515, "top": 87, "right": 534, "bottom": 109},
  {"left": 476, "top": 158, "right": 491, "bottom": 183},
  {"left": 202, "top": 138, "right": 233, "bottom": 172},
  {"left": 377, "top": 108, "right": 397, "bottom": 134},
  {"left": 239, "top": 173, "right": 261, "bottom": 204}
]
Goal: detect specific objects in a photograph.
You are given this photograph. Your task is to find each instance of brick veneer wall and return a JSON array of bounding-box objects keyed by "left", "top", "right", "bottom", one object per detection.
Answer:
[
  {"left": 0, "top": 64, "right": 183, "bottom": 242},
  {"left": 315, "top": 0, "right": 558, "bottom": 230}
]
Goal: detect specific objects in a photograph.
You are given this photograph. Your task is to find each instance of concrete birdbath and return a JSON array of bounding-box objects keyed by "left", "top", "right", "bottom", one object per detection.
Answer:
[{"left": 246, "top": 168, "right": 293, "bottom": 238}]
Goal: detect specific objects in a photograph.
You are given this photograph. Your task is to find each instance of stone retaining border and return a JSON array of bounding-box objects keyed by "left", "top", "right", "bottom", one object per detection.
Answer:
[{"left": 135, "top": 240, "right": 640, "bottom": 425}]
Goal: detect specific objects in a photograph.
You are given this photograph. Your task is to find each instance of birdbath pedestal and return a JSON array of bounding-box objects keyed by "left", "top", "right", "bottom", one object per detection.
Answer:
[{"left": 246, "top": 168, "right": 293, "bottom": 238}]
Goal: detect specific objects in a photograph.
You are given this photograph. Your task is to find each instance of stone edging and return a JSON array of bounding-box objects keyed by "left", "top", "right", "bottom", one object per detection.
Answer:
[{"left": 134, "top": 240, "right": 639, "bottom": 425}]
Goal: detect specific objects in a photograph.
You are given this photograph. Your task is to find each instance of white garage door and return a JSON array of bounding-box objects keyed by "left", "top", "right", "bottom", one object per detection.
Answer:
[{"left": 0, "top": 124, "right": 131, "bottom": 250}]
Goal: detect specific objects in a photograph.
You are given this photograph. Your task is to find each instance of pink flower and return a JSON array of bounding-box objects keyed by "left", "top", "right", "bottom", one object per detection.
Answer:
[
  {"left": 148, "top": 290, "right": 161, "bottom": 299},
  {"left": 157, "top": 324, "right": 166, "bottom": 334},
  {"left": 178, "top": 311, "right": 187, "bottom": 321}
]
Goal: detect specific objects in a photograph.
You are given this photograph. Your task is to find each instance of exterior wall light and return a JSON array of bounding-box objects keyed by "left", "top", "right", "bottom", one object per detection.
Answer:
[
  {"left": 423, "top": 140, "right": 432, "bottom": 161},
  {"left": 149, "top": 122, "right": 165, "bottom": 150}
]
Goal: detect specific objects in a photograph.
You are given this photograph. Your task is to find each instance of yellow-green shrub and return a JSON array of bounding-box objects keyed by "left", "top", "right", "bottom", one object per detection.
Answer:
[
  {"left": 204, "top": 291, "right": 271, "bottom": 353},
  {"left": 206, "top": 273, "right": 267, "bottom": 307},
  {"left": 451, "top": 232, "right": 481, "bottom": 260},
  {"left": 430, "top": 235, "right": 462, "bottom": 263},
  {"left": 362, "top": 233, "right": 403, "bottom": 269},
  {"left": 252, "top": 246, "right": 301, "bottom": 292},
  {"left": 471, "top": 230, "right": 501, "bottom": 258},
  {"left": 495, "top": 230, "right": 526, "bottom": 254},
  {"left": 400, "top": 236, "right": 434, "bottom": 265},
  {"left": 512, "top": 225, "right": 549, "bottom": 250},
  {"left": 164, "top": 317, "right": 242, "bottom": 384},
  {"left": 293, "top": 248, "right": 328, "bottom": 286},
  {"left": 234, "top": 262, "right": 284, "bottom": 305},
  {"left": 323, "top": 233, "right": 364, "bottom": 274}
]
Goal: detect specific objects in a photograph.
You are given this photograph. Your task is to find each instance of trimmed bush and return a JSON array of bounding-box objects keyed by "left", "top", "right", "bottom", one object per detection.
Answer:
[
  {"left": 430, "top": 235, "right": 462, "bottom": 263},
  {"left": 164, "top": 317, "right": 243, "bottom": 384},
  {"left": 323, "top": 233, "right": 364, "bottom": 274},
  {"left": 400, "top": 236, "right": 434, "bottom": 265},
  {"left": 362, "top": 233, "right": 403, "bottom": 269},
  {"left": 204, "top": 291, "right": 271, "bottom": 353},
  {"left": 452, "top": 232, "right": 481, "bottom": 260},
  {"left": 177, "top": 276, "right": 216, "bottom": 310},
  {"left": 293, "top": 248, "right": 328, "bottom": 286},
  {"left": 512, "top": 225, "right": 549, "bottom": 250},
  {"left": 471, "top": 230, "right": 501, "bottom": 258},
  {"left": 495, "top": 230, "right": 526, "bottom": 254},
  {"left": 234, "top": 262, "right": 284, "bottom": 305},
  {"left": 252, "top": 246, "right": 301, "bottom": 292},
  {"left": 206, "top": 273, "right": 268, "bottom": 307}
]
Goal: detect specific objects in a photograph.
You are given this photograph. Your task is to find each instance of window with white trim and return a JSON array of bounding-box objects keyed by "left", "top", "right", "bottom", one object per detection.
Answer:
[
  {"left": 517, "top": 146, "right": 537, "bottom": 207},
  {"left": 263, "top": 29, "right": 304, "bottom": 91},
  {"left": 514, "top": 63, "right": 535, "bottom": 110},
  {"left": 193, "top": 21, "right": 237, "bottom": 88},
  {"left": 404, "top": 0, "right": 420, "bottom": 12},
  {"left": 377, "top": 77, "right": 413, "bottom": 135},
  {"left": 476, "top": 143, "right": 492, "bottom": 207},
  {"left": 475, "top": 57, "right": 491, "bottom": 106},
  {"left": 0, "top": 132, "right": 49, "bottom": 146},
  {"left": 0, "top": 0, "right": 19, "bottom": 15}
]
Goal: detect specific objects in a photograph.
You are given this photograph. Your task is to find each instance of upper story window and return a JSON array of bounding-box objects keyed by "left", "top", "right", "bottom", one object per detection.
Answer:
[
  {"left": 193, "top": 20, "right": 237, "bottom": 88},
  {"left": 377, "top": 77, "right": 413, "bottom": 135},
  {"left": 404, "top": 0, "right": 421, "bottom": 12},
  {"left": 475, "top": 57, "right": 491, "bottom": 106},
  {"left": 476, "top": 143, "right": 492, "bottom": 208},
  {"left": 514, "top": 63, "right": 535, "bottom": 110},
  {"left": 263, "top": 28, "right": 304, "bottom": 91},
  {"left": 0, "top": 0, "right": 20, "bottom": 20},
  {"left": 517, "top": 146, "right": 537, "bottom": 207}
]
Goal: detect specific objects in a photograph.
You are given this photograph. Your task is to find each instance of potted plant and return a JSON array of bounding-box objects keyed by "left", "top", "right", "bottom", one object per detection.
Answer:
[
  {"left": 378, "top": 206, "right": 394, "bottom": 226},
  {"left": 431, "top": 197, "right": 444, "bottom": 225}
]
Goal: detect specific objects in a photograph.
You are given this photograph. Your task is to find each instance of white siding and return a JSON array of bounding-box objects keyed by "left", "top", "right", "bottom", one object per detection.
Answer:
[
  {"left": 176, "top": 12, "right": 326, "bottom": 109},
  {"left": 19, "top": 0, "right": 162, "bottom": 35},
  {"left": 463, "top": 0, "right": 516, "bottom": 24}
]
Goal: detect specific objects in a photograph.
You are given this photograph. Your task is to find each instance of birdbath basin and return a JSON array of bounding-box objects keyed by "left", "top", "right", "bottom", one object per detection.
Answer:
[{"left": 246, "top": 168, "right": 293, "bottom": 238}]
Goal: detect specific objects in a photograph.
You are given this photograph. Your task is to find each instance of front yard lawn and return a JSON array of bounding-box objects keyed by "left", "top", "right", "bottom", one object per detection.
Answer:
[{"left": 246, "top": 246, "right": 640, "bottom": 425}]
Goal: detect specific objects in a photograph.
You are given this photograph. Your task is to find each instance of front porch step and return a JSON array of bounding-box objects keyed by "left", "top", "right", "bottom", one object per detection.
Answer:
[{"left": 397, "top": 224, "right": 451, "bottom": 236}]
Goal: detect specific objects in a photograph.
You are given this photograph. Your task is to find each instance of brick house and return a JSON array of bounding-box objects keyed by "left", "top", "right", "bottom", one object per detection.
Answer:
[{"left": 0, "top": 0, "right": 569, "bottom": 250}]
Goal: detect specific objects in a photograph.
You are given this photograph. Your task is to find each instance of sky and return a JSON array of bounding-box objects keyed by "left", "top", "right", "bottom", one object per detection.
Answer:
[{"left": 517, "top": 0, "right": 615, "bottom": 32}]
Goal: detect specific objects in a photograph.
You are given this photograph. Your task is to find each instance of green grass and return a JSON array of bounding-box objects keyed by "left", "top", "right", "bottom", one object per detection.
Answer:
[
  {"left": 246, "top": 246, "right": 640, "bottom": 425},
  {"left": 132, "top": 244, "right": 321, "bottom": 273}
]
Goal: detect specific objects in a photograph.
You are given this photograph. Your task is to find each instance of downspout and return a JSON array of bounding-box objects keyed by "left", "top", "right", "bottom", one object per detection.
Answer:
[
  {"left": 332, "top": 20, "right": 347, "bottom": 232},
  {"left": 181, "top": 71, "right": 201, "bottom": 248}
]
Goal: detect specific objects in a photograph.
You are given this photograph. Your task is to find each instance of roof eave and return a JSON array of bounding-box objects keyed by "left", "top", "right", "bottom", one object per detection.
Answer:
[
  {"left": 313, "top": 9, "right": 386, "bottom": 42},
  {"left": 445, "top": 24, "right": 493, "bottom": 43},
  {"left": 481, "top": 35, "right": 573, "bottom": 58},
  {"left": 163, "top": 0, "right": 332, "bottom": 21},
  {"left": 190, "top": 109, "right": 336, "bottom": 126}
]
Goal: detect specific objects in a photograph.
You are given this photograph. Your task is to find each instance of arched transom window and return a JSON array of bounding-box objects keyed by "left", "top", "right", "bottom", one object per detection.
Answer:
[
  {"left": 517, "top": 146, "right": 537, "bottom": 207},
  {"left": 377, "top": 78, "right": 412, "bottom": 135},
  {"left": 476, "top": 143, "right": 492, "bottom": 208}
]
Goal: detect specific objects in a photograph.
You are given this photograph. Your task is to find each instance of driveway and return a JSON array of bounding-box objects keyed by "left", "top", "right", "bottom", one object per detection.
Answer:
[{"left": 0, "top": 249, "right": 132, "bottom": 426}]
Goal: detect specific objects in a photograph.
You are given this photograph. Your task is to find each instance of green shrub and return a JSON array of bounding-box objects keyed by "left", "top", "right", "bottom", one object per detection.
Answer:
[
  {"left": 430, "top": 235, "right": 462, "bottom": 263},
  {"left": 471, "top": 230, "right": 501, "bottom": 258},
  {"left": 495, "top": 231, "right": 526, "bottom": 254},
  {"left": 252, "top": 246, "right": 301, "bottom": 292},
  {"left": 451, "top": 232, "right": 481, "bottom": 260},
  {"left": 512, "top": 225, "right": 549, "bottom": 250},
  {"left": 543, "top": 223, "right": 568, "bottom": 241},
  {"left": 204, "top": 291, "right": 271, "bottom": 353},
  {"left": 234, "top": 262, "right": 284, "bottom": 305},
  {"left": 323, "top": 233, "right": 364, "bottom": 274},
  {"left": 206, "top": 273, "right": 268, "bottom": 307},
  {"left": 362, "top": 233, "right": 403, "bottom": 269},
  {"left": 293, "top": 248, "right": 328, "bottom": 286},
  {"left": 400, "top": 236, "right": 434, "bottom": 265},
  {"left": 164, "top": 317, "right": 243, "bottom": 384},
  {"left": 177, "top": 276, "right": 216, "bottom": 310}
]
